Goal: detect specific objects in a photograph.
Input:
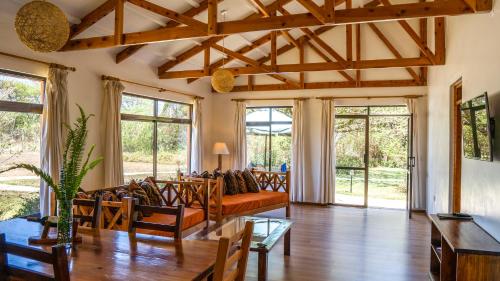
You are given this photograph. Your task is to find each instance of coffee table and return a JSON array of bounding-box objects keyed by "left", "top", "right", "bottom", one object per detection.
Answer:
[{"left": 188, "top": 216, "right": 293, "bottom": 281}]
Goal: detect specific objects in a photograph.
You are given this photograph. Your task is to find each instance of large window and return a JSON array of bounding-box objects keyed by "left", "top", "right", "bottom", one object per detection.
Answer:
[
  {"left": 0, "top": 70, "right": 44, "bottom": 221},
  {"left": 121, "top": 94, "right": 192, "bottom": 182},
  {"left": 246, "top": 107, "right": 292, "bottom": 172}
]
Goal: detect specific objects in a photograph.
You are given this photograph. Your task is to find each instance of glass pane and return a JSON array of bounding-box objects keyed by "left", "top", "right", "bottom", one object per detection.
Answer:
[
  {"left": 157, "top": 123, "right": 190, "bottom": 180},
  {"left": 157, "top": 101, "right": 190, "bottom": 119},
  {"left": 370, "top": 106, "right": 409, "bottom": 115},
  {"left": 246, "top": 108, "right": 270, "bottom": 122},
  {"left": 271, "top": 108, "right": 292, "bottom": 122},
  {"left": 335, "top": 169, "right": 365, "bottom": 205},
  {"left": 462, "top": 95, "right": 491, "bottom": 161},
  {"left": 247, "top": 125, "right": 270, "bottom": 170},
  {"left": 336, "top": 106, "right": 368, "bottom": 115},
  {"left": 0, "top": 73, "right": 43, "bottom": 104},
  {"left": 121, "top": 95, "right": 154, "bottom": 116},
  {"left": 368, "top": 116, "right": 409, "bottom": 209},
  {"left": 335, "top": 118, "right": 366, "bottom": 168},
  {"left": 121, "top": 120, "right": 153, "bottom": 182},
  {"left": 270, "top": 124, "right": 291, "bottom": 172},
  {"left": 0, "top": 111, "right": 41, "bottom": 221}
]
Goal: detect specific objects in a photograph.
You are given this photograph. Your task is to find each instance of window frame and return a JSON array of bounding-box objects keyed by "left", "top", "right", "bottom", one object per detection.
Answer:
[
  {"left": 246, "top": 106, "right": 292, "bottom": 172},
  {"left": 120, "top": 92, "right": 193, "bottom": 179}
]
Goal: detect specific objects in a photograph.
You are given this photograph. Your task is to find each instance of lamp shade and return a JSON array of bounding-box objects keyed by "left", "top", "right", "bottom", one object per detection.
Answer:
[{"left": 213, "top": 142, "right": 229, "bottom": 155}]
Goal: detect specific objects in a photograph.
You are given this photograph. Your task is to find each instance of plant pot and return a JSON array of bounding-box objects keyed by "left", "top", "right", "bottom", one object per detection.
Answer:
[{"left": 57, "top": 199, "right": 73, "bottom": 247}]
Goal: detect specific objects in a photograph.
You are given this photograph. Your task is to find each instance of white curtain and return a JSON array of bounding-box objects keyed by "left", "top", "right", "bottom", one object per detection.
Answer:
[
  {"left": 191, "top": 98, "right": 203, "bottom": 173},
  {"left": 291, "top": 99, "right": 306, "bottom": 202},
  {"left": 319, "top": 99, "right": 336, "bottom": 205},
  {"left": 407, "top": 98, "right": 426, "bottom": 209},
  {"left": 40, "top": 66, "right": 69, "bottom": 216},
  {"left": 101, "top": 79, "right": 125, "bottom": 187},
  {"left": 233, "top": 101, "right": 247, "bottom": 170}
]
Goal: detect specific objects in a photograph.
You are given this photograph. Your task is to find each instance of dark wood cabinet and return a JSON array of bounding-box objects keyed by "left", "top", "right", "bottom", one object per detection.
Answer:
[{"left": 429, "top": 215, "right": 500, "bottom": 281}]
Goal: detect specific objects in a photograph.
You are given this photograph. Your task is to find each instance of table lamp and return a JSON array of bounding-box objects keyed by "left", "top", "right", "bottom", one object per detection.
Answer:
[{"left": 213, "top": 142, "right": 229, "bottom": 170}]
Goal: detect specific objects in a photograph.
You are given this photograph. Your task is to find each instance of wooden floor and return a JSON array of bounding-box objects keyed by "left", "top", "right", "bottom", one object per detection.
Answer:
[{"left": 247, "top": 205, "right": 431, "bottom": 281}]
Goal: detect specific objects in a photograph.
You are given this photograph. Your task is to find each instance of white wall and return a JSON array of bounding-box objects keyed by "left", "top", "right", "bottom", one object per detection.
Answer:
[
  {"left": 208, "top": 87, "right": 427, "bottom": 203},
  {"left": 427, "top": 4, "right": 500, "bottom": 240}
]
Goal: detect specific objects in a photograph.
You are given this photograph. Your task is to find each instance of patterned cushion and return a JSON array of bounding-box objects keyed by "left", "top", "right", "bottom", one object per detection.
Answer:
[
  {"left": 128, "top": 180, "right": 151, "bottom": 206},
  {"left": 234, "top": 170, "right": 248, "bottom": 193},
  {"left": 242, "top": 169, "right": 260, "bottom": 193},
  {"left": 223, "top": 170, "right": 239, "bottom": 195},
  {"left": 140, "top": 179, "right": 163, "bottom": 206}
]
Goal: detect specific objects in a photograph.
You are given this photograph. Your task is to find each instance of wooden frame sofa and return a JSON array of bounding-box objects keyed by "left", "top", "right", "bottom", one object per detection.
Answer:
[
  {"left": 78, "top": 179, "right": 209, "bottom": 237},
  {"left": 181, "top": 170, "right": 290, "bottom": 223}
]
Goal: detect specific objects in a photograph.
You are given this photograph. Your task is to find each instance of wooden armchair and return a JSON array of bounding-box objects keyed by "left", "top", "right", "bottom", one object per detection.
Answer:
[
  {"left": 212, "top": 221, "right": 254, "bottom": 281},
  {"left": 0, "top": 233, "right": 70, "bottom": 281},
  {"left": 73, "top": 195, "right": 103, "bottom": 229},
  {"left": 128, "top": 199, "right": 185, "bottom": 239}
]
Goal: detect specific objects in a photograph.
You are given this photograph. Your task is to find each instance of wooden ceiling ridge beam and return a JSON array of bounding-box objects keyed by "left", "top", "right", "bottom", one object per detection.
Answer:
[
  {"left": 60, "top": 0, "right": 481, "bottom": 52},
  {"left": 367, "top": 23, "right": 421, "bottom": 83},
  {"left": 155, "top": 0, "right": 294, "bottom": 74},
  {"left": 159, "top": 57, "right": 433, "bottom": 79},
  {"left": 69, "top": 0, "right": 116, "bottom": 39},
  {"left": 127, "top": 0, "right": 207, "bottom": 31},
  {"left": 116, "top": 0, "right": 219, "bottom": 64},
  {"left": 211, "top": 44, "right": 301, "bottom": 88}
]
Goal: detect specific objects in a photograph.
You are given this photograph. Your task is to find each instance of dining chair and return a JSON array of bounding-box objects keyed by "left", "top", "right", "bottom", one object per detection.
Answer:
[
  {"left": 128, "top": 199, "right": 185, "bottom": 239},
  {"left": 73, "top": 195, "right": 103, "bottom": 229},
  {"left": 0, "top": 233, "right": 70, "bottom": 281},
  {"left": 212, "top": 221, "right": 254, "bottom": 281}
]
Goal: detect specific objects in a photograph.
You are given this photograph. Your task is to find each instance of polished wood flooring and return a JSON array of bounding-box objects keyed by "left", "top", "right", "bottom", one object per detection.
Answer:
[{"left": 247, "top": 205, "right": 431, "bottom": 281}]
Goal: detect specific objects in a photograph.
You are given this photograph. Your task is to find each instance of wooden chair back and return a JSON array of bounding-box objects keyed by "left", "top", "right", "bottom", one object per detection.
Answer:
[
  {"left": 73, "top": 195, "right": 102, "bottom": 229},
  {"left": 0, "top": 233, "right": 70, "bottom": 281},
  {"left": 128, "top": 199, "right": 185, "bottom": 239},
  {"left": 213, "top": 221, "right": 254, "bottom": 281}
]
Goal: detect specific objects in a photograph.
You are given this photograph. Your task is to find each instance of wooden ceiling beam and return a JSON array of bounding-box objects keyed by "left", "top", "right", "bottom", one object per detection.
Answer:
[
  {"left": 307, "top": 42, "right": 355, "bottom": 82},
  {"left": 69, "top": 0, "right": 116, "bottom": 39},
  {"left": 367, "top": 23, "right": 421, "bottom": 82},
  {"left": 207, "top": 0, "right": 218, "bottom": 34},
  {"left": 230, "top": 79, "right": 422, "bottom": 92},
  {"left": 128, "top": 0, "right": 207, "bottom": 31},
  {"left": 115, "top": 0, "right": 124, "bottom": 45},
  {"left": 296, "top": 0, "right": 328, "bottom": 23},
  {"left": 61, "top": 0, "right": 483, "bottom": 52},
  {"left": 159, "top": 57, "right": 433, "bottom": 79},
  {"left": 248, "top": 0, "right": 270, "bottom": 16},
  {"left": 115, "top": 0, "right": 218, "bottom": 64}
]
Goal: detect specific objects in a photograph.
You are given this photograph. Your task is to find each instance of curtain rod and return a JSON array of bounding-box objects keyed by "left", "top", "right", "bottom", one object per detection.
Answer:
[
  {"left": 0, "top": 51, "right": 76, "bottom": 71},
  {"left": 231, "top": 97, "right": 310, "bottom": 102},
  {"left": 101, "top": 75, "right": 203, "bottom": 100},
  {"left": 316, "top": 94, "right": 424, "bottom": 100}
]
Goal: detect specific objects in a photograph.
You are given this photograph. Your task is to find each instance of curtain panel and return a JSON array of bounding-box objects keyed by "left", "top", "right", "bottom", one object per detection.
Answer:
[
  {"left": 191, "top": 98, "right": 203, "bottom": 173},
  {"left": 40, "top": 66, "right": 69, "bottom": 216},
  {"left": 291, "top": 99, "right": 306, "bottom": 202},
  {"left": 233, "top": 101, "right": 247, "bottom": 170},
  {"left": 407, "top": 98, "right": 426, "bottom": 209},
  {"left": 101, "top": 79, "right": 125, "bottom": 188},
  {"left": 319, "top": 99, "right": 336, "bottom": 205}
]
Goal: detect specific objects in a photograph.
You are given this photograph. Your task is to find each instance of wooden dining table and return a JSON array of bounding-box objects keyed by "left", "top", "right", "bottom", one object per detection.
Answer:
[{"left": 0, "top": 218, "right": 219, "bottom": 280}]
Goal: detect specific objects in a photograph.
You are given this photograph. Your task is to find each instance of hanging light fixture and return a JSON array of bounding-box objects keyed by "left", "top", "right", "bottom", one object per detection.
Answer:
[
  {"left": 15, "top": 1, "right": 70, "bottom": 52},
  {"left": 211, "top": 9, "right": 234, "bottom": 93}
]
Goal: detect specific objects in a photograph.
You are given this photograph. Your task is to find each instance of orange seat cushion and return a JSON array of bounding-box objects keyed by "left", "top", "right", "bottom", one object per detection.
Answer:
[
  {"left": 137, "top": 207, "right": 205, "bottom": 237},
  {"left": 211, "top": 191, "right": 289, "bottom": 216}
]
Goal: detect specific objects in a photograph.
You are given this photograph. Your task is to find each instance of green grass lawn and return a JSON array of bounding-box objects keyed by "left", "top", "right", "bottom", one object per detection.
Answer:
[
  {"left": 0, "top": 190, "right": 39, "bottom": 221},
  {"left": 336, "top": 167, "right": 407, "bottom": 201}
]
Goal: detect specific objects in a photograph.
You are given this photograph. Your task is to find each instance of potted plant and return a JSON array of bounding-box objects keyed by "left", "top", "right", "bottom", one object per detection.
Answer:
[{"left": 2, "top": 105, "right": 102, "bottom": 246}]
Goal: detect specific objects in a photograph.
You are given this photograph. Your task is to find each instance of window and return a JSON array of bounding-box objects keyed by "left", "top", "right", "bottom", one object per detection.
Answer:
[
  {"left": 0, "top": 70, "right": 44, "bottom": 221},
  {"left": 246, "top": 107, "right": 292, "bottom": 172},
  {"left": 121, "top": 94, "right": 192, "bottom": 182}
]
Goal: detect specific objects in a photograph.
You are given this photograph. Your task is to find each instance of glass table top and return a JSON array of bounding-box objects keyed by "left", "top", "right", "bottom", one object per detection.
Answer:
[{"left": 189, "top": 216, "right": 293, "bottom": 251}]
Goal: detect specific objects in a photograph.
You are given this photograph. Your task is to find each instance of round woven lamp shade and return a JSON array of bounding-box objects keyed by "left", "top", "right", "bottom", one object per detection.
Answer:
[
  {"left": 211, "top": 69, "right": 235, "bottom": 93},
  {"left": 15, "top": 1, "right": 70, "bottom": 52}
]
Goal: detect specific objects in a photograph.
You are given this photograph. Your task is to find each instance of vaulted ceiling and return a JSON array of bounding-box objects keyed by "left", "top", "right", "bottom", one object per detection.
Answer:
[{"left": 5, "top": 0, "right": 492, "bottom": 92}]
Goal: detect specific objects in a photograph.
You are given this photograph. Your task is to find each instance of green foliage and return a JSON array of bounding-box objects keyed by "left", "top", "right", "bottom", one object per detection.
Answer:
[
  {"left": 0, "top": 105, "right": 103, "bottom": 200},
  {"left": 0, "top": 190, "right": 39, "bottom": 221}
]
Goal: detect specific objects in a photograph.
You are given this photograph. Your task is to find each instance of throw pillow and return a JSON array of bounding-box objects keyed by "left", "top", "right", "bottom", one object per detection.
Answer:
[
  {"left": 140, "top": 178, "right": 163, "bottom": 206},
  {"left": 242, "top": 169, "right": 260, "bottom": 193},
  {"left": 234, "top": 170, "right": 248, "bottom": 193},
  {"left": 223, "top": 170, "right": 239, "bottom": 195}
]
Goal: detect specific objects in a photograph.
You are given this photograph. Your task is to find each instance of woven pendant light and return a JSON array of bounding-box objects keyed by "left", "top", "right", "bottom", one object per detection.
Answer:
[
  {"left": 211, "top": 9, "right": 234, "bottom": 93},
  {"left": 15, "top": 1, "right": 70, "bottom": 52}
]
